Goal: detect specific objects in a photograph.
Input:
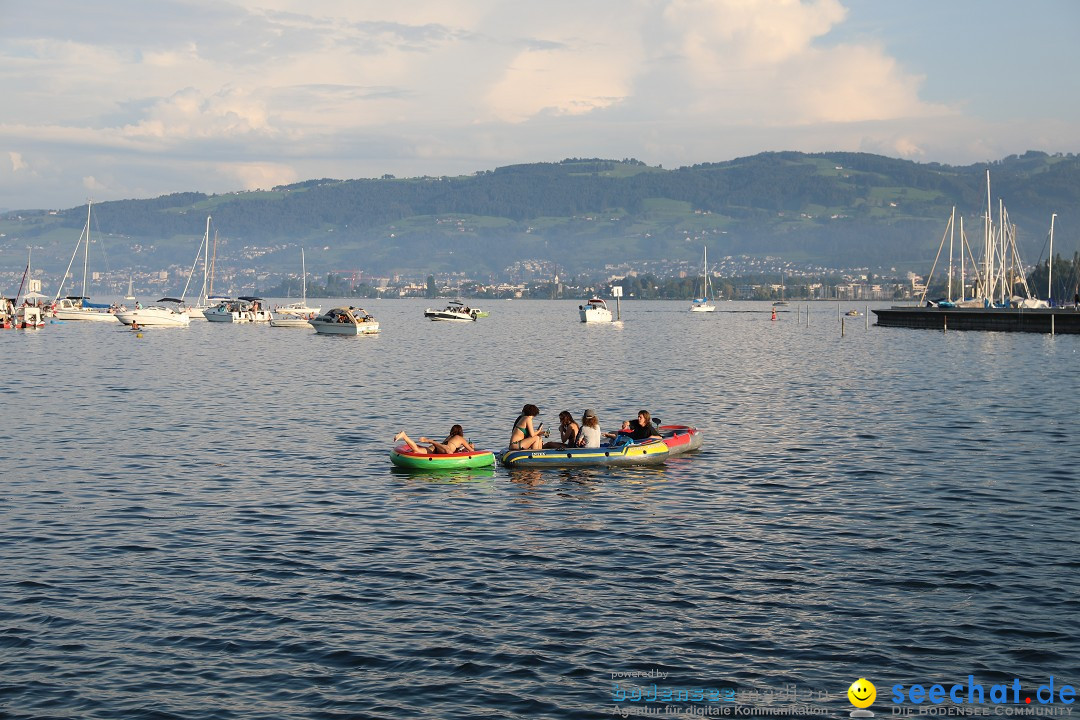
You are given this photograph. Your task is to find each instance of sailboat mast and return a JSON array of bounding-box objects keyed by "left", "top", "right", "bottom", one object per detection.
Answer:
[
  {"left": 985, "top": 171, "right": 992, "bottom": 303},
  {"left": 301, "top": 248, "right": 307, "bottom": 304},
  {"left": 947, "top": 206, "right": 955, "bottom": 302},
  {"left": 82, "top": 200, "right": 92, "bottom": 299},
  {"left": 202, "top": 215, "right": 211, "bottom": 303},
  {"left": 1048, "top": 214, "right": 1056, "bottom": 303},
  {"left": 959, "top": 216, "right": 965, "bottom": 301}
]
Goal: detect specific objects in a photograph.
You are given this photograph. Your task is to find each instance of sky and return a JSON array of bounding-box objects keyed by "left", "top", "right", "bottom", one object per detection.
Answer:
[{"left": 1, "top": 0, "right": 1078, "bottom": 211}]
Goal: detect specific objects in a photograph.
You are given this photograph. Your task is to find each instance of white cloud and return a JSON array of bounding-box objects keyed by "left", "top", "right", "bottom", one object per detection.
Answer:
[{"left": 0, "top": 0, "right": 1075, "bottom": 210}]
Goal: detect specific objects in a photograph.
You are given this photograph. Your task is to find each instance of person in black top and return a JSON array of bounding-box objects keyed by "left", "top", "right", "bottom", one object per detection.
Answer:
[{"left": 627, "top": 410, "right": 662, "bottom": 441}]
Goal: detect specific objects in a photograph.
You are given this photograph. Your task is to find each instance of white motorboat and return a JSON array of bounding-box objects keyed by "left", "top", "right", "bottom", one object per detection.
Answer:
[
  {"left": 269, "top": 312, "right": 315, "bottom": 328},
  {"left": 203, "top": 297, "right": 272, "bottom": 323},
  {"left": 310, "top": 306, "right": 380, "bottom": 335},
  {"left": 50, "top": 296, "right": 121, "bottom": 323},
  {"left": 689, "top": 246, "right": 716, "bottom": 312},
  {"left": 424, "top": 300, "right": 478, "bottom": 321},
  {"left": 115, "top": 298, "right": 192, "bottom": 327},
  {"left": 579, "top": 297, "right": 613, "bottom": 323}
]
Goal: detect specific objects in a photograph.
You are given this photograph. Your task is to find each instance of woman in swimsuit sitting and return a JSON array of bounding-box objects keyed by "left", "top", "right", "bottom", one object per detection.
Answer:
[
  {"left": 544, "top": 410, "right": 579, "bottom": 449},
  {"left": 509, "top": 404, "right": 544, "bottom": 451},
  {"left": 394, "top": 425, "right": 475, "bottom": 455}
]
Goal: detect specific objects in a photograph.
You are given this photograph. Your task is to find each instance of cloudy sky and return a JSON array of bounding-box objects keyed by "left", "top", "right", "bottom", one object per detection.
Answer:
[{"left": 1, "top": 0, "right": 1078, "bottom": 210}]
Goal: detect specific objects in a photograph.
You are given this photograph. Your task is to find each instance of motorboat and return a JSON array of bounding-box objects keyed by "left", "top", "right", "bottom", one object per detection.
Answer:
[
  {"left": 309, "top": 306, "right": 380, "bottom": 335},
  {"left": 579, "top": 297, "right": 613, "bottom": 323},
  {"left": 499, "top": 437, "right": 669, "bottom": 468},
  {"left": 424, "top": 300, "right": 479, "bottom": 321},
  {"left": 657, "top": 424, "right": 703, "bottom": 455},
  {"left": 50, "top": 296, "right": 121, "bottom": 323},
  {"left": 269, "top": 311, "right": 316, "bottom": 328},
  {"left": 15, "top": 305, "right": 45, "bottom": 328},
  {"left": 115, "top": 298, "right": 192, "bottom": 327},
  {"left": 390, "top": 445, "right": 495, "bottom": 470},
  {"left": 203, "top": 297, "right": 272, "bottom": 323}
]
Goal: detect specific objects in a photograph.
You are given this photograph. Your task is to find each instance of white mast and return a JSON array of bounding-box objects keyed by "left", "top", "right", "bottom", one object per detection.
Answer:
[
  {"left": 201, "top": 215, "right": 211, "bottom": 304},
  {"left": 1048, "top": 214, "right": 1056, "bottom": 304},
  {"left": 959, "top": 216, "right": 965, "bottom": 301},
  {"left": 82, "top": 200, "right": 91, "bottom": 299},
  {"left": 985, "top": 171, "right": 992, "bottom": 303},
  {"left": 947, "top": 206, "right": 955, "bottom": 302},
  {"left": 301, "top": 248, "right": 307, "bottom": 305}
]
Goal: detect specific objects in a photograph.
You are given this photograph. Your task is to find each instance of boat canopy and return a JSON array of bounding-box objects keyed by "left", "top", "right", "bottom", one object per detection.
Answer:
[
  {"left": 238, "top": 296, "right": 264, "bottom": 301},
  {"left": 83, "top": 300, "right": 112, "bottom": 309},
  {"left": 158, "top": 297, "right": 183, "bottom": 303}
]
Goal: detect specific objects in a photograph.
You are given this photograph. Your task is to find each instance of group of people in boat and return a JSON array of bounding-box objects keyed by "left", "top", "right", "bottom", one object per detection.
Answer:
[
  {"left": 393, "top": 405, "right": 663, "bottom": 456},
  {"left": 509, "top": 404, "right": 661, "bottom": 451}
]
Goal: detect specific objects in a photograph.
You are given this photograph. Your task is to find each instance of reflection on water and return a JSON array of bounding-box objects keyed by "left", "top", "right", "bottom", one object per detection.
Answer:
[{"left": 1, "top": 299, "right": 1078, "bottom": 719}]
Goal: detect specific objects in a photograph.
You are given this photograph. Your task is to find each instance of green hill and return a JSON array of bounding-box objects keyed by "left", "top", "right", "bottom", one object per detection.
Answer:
[{"left": 2, "top": 151, "right": 1077, "bottom": 277}]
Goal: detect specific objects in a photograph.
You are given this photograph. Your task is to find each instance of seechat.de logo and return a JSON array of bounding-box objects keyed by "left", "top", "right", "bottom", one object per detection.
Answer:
[{"left": 848, "top": 678, "right": 877, "bottom": 717}]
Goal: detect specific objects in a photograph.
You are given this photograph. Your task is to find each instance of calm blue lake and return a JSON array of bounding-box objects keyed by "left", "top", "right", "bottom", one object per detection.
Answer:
[{"left": 1, "top": 299, "right": 1078, "bottom": 719}]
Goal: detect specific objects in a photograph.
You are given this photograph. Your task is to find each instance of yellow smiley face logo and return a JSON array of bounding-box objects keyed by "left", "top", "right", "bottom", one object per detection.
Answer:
[{"left": 848, "top": 678, "right": 876, "bottom": 708}]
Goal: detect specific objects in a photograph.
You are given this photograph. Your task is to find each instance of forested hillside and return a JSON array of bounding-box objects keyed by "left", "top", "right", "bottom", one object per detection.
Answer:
[{"left": 2, "top": 151, "right": 1077, "bottom": 276}]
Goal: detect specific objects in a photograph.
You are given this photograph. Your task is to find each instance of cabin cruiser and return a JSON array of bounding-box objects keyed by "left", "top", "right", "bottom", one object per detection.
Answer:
[
  {"left": 579, "top": 297, "right": 613, "bottom": 323},
  {"left": 424, "top": 300, "right": 479, "bottom": 321},
  {"left": 203, "top": 297, "right": 272, "bottom": 323},
  {"left": 115, "top": 298, "right": 192, "bottom": 327},
  {"left": 309, "top": 306, "right": 380, "bottom": 335},
  {"left": 50, "top": 296, "right": 120, "bottom": 323}
]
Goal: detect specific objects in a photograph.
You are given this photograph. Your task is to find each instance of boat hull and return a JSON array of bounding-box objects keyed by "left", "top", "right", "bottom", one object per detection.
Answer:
[
  {"left": 579, "top": 309, "right": 612, "bottom": 323},
  {"left": 115, "top": 309, "right": 191, "bottom": 326},
  {"left": 658, "top": 425, "right": 703, "bottom": 455},
  {"left": 424, "top": 310, "right": 475, "bottom": 321},
  {"left": 310, "top": 320, "right": 379, "bottom": 335},
  {"left": 499, "top": 439, "right": 669, "bottom": 468},
  {"left": 51, "top": 308, "right": 120, "bottom": 323},
  {"left": 390, "top": 446, "right": 496, "bottom": 470},
  {"left": 689, "top": 304, "right": 716, "bottom": 313},
  {"left": 873, "top": 306, "right": 1080, "bottom": 334},
  {"left": 269, "top": 316, "right": 313, "bottom": 328}
]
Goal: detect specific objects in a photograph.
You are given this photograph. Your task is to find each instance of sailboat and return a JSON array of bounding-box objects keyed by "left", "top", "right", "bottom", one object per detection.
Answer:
[
  {"left": 772, "top": 272, "right": 789, "bottom": 306},
  {"left": 689, "top": 246, "right": 717, "bottom": 312},
  {"left": 51, "top": 200, "right": 120, "bottom": 322},
  {"left": 271, "top": 248, "right": 321, "bottom": 327},
  {"left": 178, "top": 215, "right": 215, "bottom": 320},
  {"left": 124, "top": 276, "right": 135, "bottom": 301}
]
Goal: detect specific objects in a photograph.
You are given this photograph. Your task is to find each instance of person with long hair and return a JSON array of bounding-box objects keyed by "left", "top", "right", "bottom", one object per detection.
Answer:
[
  {"left": 627, "top": 410, "right": 662, "bottom": 441},
  {"left": 544, "top": 410, "right": 579, "bottom": 449},
  {"left": 509, "top": 404, "right": 544, "bottom": 451},
  {"left": 394, "top": 424, "right": 474, "bottom": 455},
  {"left": 576, "top": 409, "right": 602, "bottom": 448}
]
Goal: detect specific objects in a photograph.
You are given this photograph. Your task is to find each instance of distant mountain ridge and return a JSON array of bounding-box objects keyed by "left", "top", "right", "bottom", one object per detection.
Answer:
[{"left": 2, "top": 150, "right": 1077, "bottom": 276}]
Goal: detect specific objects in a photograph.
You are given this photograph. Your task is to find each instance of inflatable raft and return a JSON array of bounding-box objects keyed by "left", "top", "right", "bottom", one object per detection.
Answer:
[
  {"left": 499, "top": 438, "right": 669, "bottom": 468},
  {"left": 390, "top": 444, "right": 496, "bottom": 470},
  {"left": 658, "top": 424, "right": 703, "bottom": 455}
]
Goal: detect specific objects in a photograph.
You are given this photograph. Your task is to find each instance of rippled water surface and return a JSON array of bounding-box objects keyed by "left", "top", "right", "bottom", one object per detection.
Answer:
[{"left": 2, "top": 300, "right": 1078, "bottom": 719}]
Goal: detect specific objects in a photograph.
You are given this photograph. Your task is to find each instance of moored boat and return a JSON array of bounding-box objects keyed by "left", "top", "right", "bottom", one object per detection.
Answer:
[
  {"left": 203, "top": 297, "right": 272, "bottom": 323},
  {"left": 579, "top": 297, "right": 613, "bottom": 323},
  {"left": 657, "top": 424, "right": 703, "bottom": 455},
  {"left": 499, "top": 437, "right": 669, "bottom": 468},
  {"left": 50, "top": 296, "right": 120, "bottom": 323},
  {"left": 390, "top": 444, "right": 496, "bottom": 470},
  {"left": 309, "top": 306, "right": 380, "bottom": 335},
  {"left": 424, "top": 300, "right": 479, "bottom": 322},
  {"left": 115, "top": 298, "right": 192, "bottom": 327}
]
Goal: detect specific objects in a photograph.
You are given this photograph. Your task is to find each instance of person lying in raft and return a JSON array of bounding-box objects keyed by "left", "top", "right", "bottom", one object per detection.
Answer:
[
  {"left": 394, "top": 425, "right": 475, "bottom": 454},
  {"left": 602, "top": 419, "right": 632, "bottom": 440},
  {"left": 509, "top": 404, "right": 545, "bottom": 451}
]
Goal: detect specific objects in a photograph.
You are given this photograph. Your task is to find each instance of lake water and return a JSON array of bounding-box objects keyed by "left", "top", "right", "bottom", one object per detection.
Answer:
[{"left": 2, "top": 299, "right": 1078, "bottom": 719}]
